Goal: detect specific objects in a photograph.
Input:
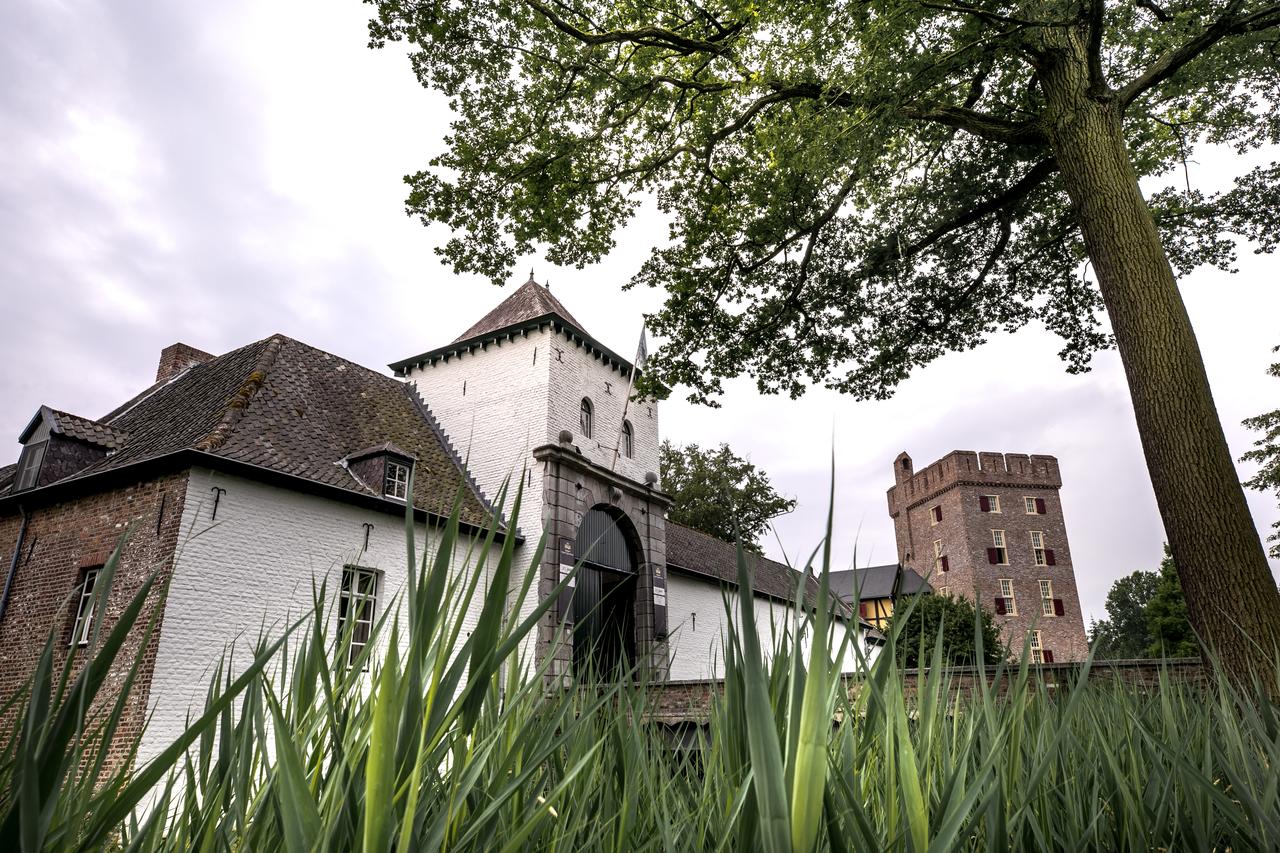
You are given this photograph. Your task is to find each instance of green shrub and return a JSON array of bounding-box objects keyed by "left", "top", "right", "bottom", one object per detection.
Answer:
[
  {"left": 2, "top": 475, "right": 1279, "bottom": 851},
  {"left": 889, "top": 590, "right": 1006, "bottom": 668}
]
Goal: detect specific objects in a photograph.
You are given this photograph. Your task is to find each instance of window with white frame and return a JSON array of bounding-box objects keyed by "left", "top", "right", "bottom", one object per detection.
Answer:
[
  {"left": 980, "top": 494, "right": 1001, "bottom": 513},
  {"left": 622, "top": 420, "right": 634, "bottom": 458},
  {"left": 999, "top": 578, "right": 1016, "bottom": 615},
  {"left": 991, "top": 529, "right": 1007, "bottom": 564},
  {"left": 580, "top": 398, "right": 594, "bottom": 438},
  {"left": 930, "top": 504, "right": 941, "bottom": 525},
  {"left": 1024, "top": 496, "right": 1037, "bottom": 514},
  {"left": 1030, "top": 629, "right": 1044, "bottom": 663},
  {"left": 384, "top": 460, "right": 410, "bottom": 501},
  {"left": 70, "top": 567, "right": 101, "bottom": 646},
  {"left": 338, "top": 566, "right": 379, "bottom": 666},
  {"left": 1031, "top": 530, "right": 1047, "bottom": 566},
  {"left": 1040, "top": 579, "right": 1055, "bottom": 616},
  {"left": 934, "top": 539, "right": 945, "bottom": 573},
  {"left": 938, "top": 586, "right": 949, "bottom": 598}
]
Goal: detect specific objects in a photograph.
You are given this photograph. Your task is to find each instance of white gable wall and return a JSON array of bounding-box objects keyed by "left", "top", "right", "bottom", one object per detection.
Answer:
[{"left": 138, "top": 467, "right": 497, "bottom": 765}]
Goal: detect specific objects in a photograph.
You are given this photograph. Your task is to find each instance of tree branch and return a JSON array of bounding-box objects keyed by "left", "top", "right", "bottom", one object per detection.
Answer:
[
  {"left": 869, "top": 157, "right": 1058, "bottom": 270},
  {"left": 523, "top": 0, "right": 737, "bottom": 56},
  {"left": 900, "top": 104, "right": 1047, "bottom": 147},
  {"left": 1117, "top": 1, "right": 1280, "bottom": 107},
  {"left": 1085, "top": 0, "right": 1108, "bottom": 95}
]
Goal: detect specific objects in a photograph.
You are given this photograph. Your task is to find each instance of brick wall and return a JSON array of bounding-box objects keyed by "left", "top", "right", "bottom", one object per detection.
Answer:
[
  {"left": 645, "top": 658, "right": 1207, "bottom": 723},
  {"left": 888, "top": 451, "right": 1089, "bottom": 661},
  {"left": 0, "top": 471, "right": 190, "bottom": 774}
]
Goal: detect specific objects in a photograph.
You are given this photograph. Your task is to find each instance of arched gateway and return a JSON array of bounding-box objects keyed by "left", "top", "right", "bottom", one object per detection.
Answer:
[{"left": 572, "top": 507, "right": 641, "bottom": 677}]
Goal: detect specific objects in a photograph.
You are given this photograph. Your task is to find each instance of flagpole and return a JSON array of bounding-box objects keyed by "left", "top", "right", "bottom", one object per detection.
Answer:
[{"left": 611, "top": 326, "right": 646, "bottom": 471}]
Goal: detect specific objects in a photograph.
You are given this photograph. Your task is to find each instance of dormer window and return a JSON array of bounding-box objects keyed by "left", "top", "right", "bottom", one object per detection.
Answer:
[
  {"left": 580, "top": 398, "right": 593, "bottom": 438},
  {"left": 13, "top": 440, "right": 47, "bottom": 492},
  {"left": 385, "top": 459, "right": 410, "bottom": 501},
  {"left": 340, "top": 442, "right": 417, "bottom": 502}
]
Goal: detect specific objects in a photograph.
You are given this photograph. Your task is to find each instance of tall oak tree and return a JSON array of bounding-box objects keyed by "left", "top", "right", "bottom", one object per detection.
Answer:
[{"left": 366, "top": 0, "right": 1280, "bottom": 682}]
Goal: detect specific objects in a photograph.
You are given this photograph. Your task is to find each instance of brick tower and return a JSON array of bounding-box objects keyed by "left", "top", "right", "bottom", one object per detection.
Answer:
[{"left": 887, "top": 451, "right": 1089, "bottom": 662}]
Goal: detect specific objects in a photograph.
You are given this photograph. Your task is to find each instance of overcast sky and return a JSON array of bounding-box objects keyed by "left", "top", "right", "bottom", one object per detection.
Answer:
[{"left": 2, "top": 0, "right": 1277, "bottom": 626}]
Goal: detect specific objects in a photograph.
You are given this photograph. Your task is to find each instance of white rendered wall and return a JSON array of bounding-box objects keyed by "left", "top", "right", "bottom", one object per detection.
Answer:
[
  {"left": 138, "top": 468, "right": 495, "bottom": 764},
  {"left": 405, "top": 329, "right": 553, "bottom": 670},
  {"left": 546, "top": 329, "right": 659, "bottom": 483},
  {"left": 664, "top": 572, "right": 874, "bottom": 681}
]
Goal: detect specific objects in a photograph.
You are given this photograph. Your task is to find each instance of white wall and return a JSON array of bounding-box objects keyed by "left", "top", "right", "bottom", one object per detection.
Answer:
[
  {"left": 547, "top": 330, "right": 659, "bottom": 483},
  {"left": 139, "top": 468, "right": 497, "bottom": 764},
  {"left": 664, "top": 572, "right": 875, "bottom": 680},
  {"left": 406, "top": 329, "right": 553, "bottom": 671}
]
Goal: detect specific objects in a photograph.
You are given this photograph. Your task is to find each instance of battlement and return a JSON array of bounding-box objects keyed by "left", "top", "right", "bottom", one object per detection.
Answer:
[{"left": 887, "top": 450, "right": 1061, "bottom": 516}]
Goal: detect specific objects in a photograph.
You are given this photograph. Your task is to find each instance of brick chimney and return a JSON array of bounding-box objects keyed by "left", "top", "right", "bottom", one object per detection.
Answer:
[{"left": 156, "top": 342, "right": 214, "bottom": 383}]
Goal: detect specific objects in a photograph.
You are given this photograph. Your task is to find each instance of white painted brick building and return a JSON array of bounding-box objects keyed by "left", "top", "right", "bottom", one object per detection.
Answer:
[{"left": 2, "top": 277, "right": 879, "bottom": 775}]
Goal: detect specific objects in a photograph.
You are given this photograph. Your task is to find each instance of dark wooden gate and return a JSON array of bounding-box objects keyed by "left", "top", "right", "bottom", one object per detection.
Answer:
[{"left": 572, "top": 508, "right": 638, "bottom": 677}]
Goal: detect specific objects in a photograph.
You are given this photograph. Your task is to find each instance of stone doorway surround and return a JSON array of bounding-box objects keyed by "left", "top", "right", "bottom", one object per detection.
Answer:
[{"left": 534, "top": 432, "right": 672, "bottom": 685}]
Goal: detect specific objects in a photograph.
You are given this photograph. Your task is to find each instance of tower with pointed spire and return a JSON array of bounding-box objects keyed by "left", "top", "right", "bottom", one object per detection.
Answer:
[{"left": 390, "top": 276, "right": 669, "bottom": 681}]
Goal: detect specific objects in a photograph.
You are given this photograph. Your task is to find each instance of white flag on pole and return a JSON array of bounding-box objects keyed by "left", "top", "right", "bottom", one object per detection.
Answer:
[{"left": 634, "top": 328, "right": 648, "bottom": 370}]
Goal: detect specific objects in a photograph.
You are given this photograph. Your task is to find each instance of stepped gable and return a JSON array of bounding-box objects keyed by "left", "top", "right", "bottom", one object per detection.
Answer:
[
  {"left": 665, "top": 521, "right": 849, "bottom": 614},
  {"left": 453, "top": 276, "right": 584, "bottom": 343},
  {"left": 1, "top": 335, "right": 494, "bottom": 527}
]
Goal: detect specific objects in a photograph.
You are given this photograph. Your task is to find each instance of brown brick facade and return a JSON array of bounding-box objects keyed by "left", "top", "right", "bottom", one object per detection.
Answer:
[
  {"left": 888, "top": 451, "right": 1089, "bottom": 662},
  {"left": 0, "top": 471, "right": 190, "bottom": 774}
]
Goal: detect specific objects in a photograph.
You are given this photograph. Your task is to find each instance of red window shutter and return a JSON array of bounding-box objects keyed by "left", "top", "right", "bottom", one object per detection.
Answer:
[
  {"left": 1045, "top": 549, "right": 1056, "bottom": 566},
  {"left": 1043, "top": 650, "right": 1055, "bottom": 664},
  {"left": 941, "top": 556, "right": 949, "bottom": 572},
  {"left": 1053, "top": 598, "right": 1065, "bottom": 616},
  {"left": 1035, "top": 498, "right": 1047, "bottom": 514},
  {"left": 933, "top": 505, "right": 942, "bottom": 522},
  {"left": 987, "top": 547, "right": 999, "bottom": 565},
  {"left": 859, "top": 602, "right": 868, "bottom": 618},
  {"left": 979, "top": 495, "right": 990, "bottom": 512},
  {"left": 994, "top": 597, "right": 1006, "bottom": 615}
]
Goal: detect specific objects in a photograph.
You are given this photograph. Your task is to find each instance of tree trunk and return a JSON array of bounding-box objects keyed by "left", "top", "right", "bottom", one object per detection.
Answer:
[{"left": 1039, "top": 34, "right": 1280, "bottom": 687}]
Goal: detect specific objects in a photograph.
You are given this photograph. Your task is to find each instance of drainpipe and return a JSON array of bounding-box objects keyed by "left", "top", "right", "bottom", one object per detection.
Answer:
[{"left": 0, "top": 505, "right": 30, "bottom": 627}]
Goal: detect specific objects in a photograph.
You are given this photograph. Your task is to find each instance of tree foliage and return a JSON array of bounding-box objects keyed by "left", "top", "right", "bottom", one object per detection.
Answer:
[
  {"left": 659, "top": 439, "right": 795, "bottom": 552},
  {"left": 1089, "top": 568, "right": 1161, "bottom": 658},
  {"left": 367, "top": 0, "right": 1279, "bottom": 403},
  {"left": 366, "top": 0, "right": 1280, "bottom": 683},
  {"left": 1090, "top": 544, "right": 1196, "bottom": 658},
  {"left": 891, "top": 591, "right": 1005, "bottom": 668},
  {"left": 1241, "top": 346, "right": 1280, "bottom": 559},
  {"left": 1145, "top": 546, "right": 1198, "bottom": 657}
]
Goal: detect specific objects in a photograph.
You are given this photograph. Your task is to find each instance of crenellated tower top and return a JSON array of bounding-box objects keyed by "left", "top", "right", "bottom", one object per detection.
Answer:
[{"left": 887, "top": 450, "right": 1061, "bottom": 518}]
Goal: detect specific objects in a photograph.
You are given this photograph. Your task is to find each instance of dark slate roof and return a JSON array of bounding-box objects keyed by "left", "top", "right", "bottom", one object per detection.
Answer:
[
  {"left": 389, "top": 277, "right": 641, "bottom": 382},
  {"left": 2, "top": 335, "right": 495, "bottom": 527},
  {"left": 0, "top": 464, "right": 14, "bottom": 493},
  {"left": 18, "top": 406, "right": 130, "bottom": 450},
  {"left": 829, "top": 564, "right": 932, "bottom": 602},
  {"left": 49, "top": 409, "right": 129, "bottom": 450},
  {"left": 454, "top": 277, "right": 584, "bottom": 343},
  {"left": 665, "top": 522, "right": 846, "bottom": 614}
]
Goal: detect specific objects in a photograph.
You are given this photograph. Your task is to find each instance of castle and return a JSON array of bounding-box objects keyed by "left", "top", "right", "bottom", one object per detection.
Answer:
[
  {"left": 0, "top": 277, "right": 1086, "bottom": 777},
  {"left": 888, "top": 450, "right": 1089, "bottom": 661}
]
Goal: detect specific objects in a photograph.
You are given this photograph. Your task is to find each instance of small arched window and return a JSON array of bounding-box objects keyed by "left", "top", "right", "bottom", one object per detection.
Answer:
[
  {"left": 579, "top": 398, "right": 593, "bottom": 438},
  {"left": 622, "top": 420, "right": 634, "bottom": 458}
]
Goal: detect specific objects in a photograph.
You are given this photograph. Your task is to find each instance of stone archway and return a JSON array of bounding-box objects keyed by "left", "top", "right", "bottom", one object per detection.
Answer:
[{"left": 572, "top": 506, "right": 641, "bottom": 678}]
